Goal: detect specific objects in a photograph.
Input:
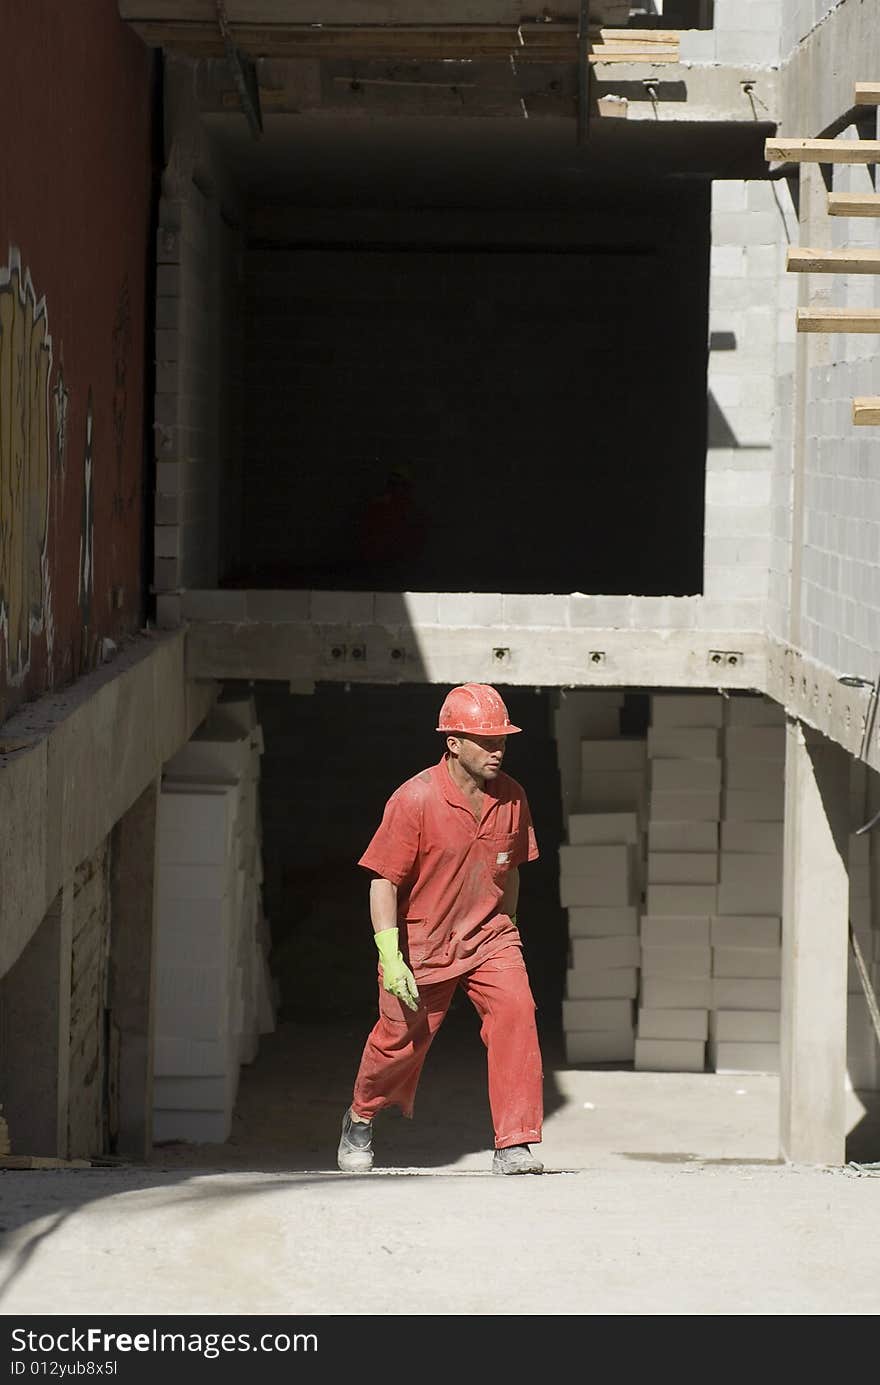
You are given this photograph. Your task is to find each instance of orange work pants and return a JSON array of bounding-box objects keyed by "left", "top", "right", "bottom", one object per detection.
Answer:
[{"left": 351, "top": 945, "right": 543, "bottom": 1149}]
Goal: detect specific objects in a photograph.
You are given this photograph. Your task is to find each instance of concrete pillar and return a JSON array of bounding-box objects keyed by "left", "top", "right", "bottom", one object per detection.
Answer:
[
  {"left": 779, "top": 719, "right": 850, "bottom": 1164},
  {"left": 108, "top": 775, "right": 160, "bottom": 1160},
  {"left": 0, "top": 888, "right": 72, "bottom": 1157}
]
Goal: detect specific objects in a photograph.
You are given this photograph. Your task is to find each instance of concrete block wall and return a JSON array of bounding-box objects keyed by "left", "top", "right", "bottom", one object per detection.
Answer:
[
  {"left": 767, "top": 178, "right": 800, "bottom": 644},
  {"left": 705, "top": 179, "right": 792, "bottom": 622},
  {"left": 775, "top": 136, "right": 880, "bottom": 681},
  {"left": 153, "top": 188, "right": 244, "bottom": 600},
  {"left": 239, "top": 192, "right": 709, "bottom": 599}
]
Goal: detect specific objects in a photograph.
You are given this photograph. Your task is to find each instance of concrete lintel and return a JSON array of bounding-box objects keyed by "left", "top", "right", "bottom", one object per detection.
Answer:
[
  {"left": 766, "top": 636, "right": 877, "bottom": 771},
  {"left": 185, "top": 618, "right": 767, "bottom": 690},
  {"left": 592, "top": 62, "right": 778, "bottom": 126}
]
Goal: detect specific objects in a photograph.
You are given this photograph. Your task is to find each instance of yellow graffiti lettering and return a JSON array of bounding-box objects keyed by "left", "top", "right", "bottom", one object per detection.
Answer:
[{"left": 0, "top": 252, "right": 51, "bottom": 684}]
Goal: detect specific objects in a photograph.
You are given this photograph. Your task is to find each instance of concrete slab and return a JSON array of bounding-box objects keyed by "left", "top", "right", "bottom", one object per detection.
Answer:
[{"left": 0, "top": 1014, "right": 878, "bottom": 1317}]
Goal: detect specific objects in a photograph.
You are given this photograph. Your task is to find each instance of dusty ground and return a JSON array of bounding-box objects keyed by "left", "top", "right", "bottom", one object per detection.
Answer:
[{"left": 1, "top": 1011, "right": 879, "bottom": 1317}]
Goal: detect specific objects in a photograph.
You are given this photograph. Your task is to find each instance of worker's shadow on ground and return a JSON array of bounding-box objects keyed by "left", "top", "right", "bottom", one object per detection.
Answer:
[{"left": 146, "top": 1003, "right": 570, "bottom": 1176}]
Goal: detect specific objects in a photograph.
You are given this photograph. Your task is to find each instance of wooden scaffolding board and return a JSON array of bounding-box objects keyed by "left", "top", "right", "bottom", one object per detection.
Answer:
[
  {"left": 787, "top": 247, "right": 880, "bottom": 273},
  {"left": 771, "top": 84, "right": 880, "bottom": 431},
  {"left": 766, "top": 137, "right": 880, "bottom": 165},
  {"left": 828, "top": 192, "right": 880, "bottom": 217},
  {"left": 852, "top": 398, "right": 880, "bottom": 425},
  {"left": 797, "top": 307, "right": 880, "bottom": 332}
]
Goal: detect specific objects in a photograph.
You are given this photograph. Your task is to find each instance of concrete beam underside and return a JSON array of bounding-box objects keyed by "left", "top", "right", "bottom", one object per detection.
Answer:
[{"left": 180, "top": 601, "right": 880, "bottom": 774}]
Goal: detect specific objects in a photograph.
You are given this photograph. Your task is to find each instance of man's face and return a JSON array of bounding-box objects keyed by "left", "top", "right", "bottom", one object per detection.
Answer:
[{"left": 448, "top": 733, "right": 507, "bottom": 780}]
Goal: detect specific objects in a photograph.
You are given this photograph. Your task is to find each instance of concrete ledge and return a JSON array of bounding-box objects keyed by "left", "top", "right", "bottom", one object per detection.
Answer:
[{"left": 0, "top": 632, "right": 217, "bottom": 978}]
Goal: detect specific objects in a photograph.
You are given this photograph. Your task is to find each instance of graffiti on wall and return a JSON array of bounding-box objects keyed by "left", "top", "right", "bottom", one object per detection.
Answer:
[
  {"left": 79, "top": 390, "right": 95, "bottom": 642},
  {"left": 53, "top": 361, "right": 69, "bottom": 478},
  {"left": 0, "top": 248, "right": 53, "bottom": 685}
]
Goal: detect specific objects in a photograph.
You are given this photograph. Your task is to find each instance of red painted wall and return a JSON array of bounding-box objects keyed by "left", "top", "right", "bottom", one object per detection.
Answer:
[{"left": 0, "top": 0, "right": 156, "bottom": 721}]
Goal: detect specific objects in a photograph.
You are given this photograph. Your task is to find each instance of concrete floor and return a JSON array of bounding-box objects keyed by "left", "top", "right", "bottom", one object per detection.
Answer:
[{"left": 1, "top": 1010, "right": 879, "bottom": 1317}]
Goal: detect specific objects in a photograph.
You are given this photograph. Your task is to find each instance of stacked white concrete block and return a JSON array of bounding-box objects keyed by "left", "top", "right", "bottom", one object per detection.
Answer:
[
  {"left": 636, "top": 694, "right": 724, "bottom": 1072},
  {"left": 555, "top": 691, "right": 646, "bottom": 1065},
  {"left": 153, "top": 696, "right": 275, "bottom": 1143},
  {"left": 709, "top": 694, "right": 785, "bottom": 1074},
  {"left": 561, "top": 818, "right": 641, "bottom": 1064}
]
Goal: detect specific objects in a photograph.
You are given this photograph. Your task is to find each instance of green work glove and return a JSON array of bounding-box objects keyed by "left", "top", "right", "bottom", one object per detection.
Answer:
[{"left": 374, "top": 927, "right": 420, "bottom": 1012}]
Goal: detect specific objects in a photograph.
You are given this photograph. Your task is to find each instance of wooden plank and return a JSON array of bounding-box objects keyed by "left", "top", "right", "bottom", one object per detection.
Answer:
[
  {"left": 787, "top": 247, "right": 880, "bottom": 273},
  {"left": 120, "top": 1, "right": 529, "bottom": 20},
  {"left": 590, "top": 42, "right": 678, "bottom": 56},
  {"left": 588, "top": 50, "right": 679, "bottom": 63},
  {"left": 766, "top": 137, "right": 880, "bottom": 164},
  {"left": 797, "top": 307, "right": 880, "bottom": 332},
  {"left": 828, "top": 192, "right": 880, "bottom": 216},
  {"left": 129, "top": 21, "right": 579, "bottom": 59},
  {"left": 854, "top": 82, "right": 880, "bottom": 105},
  {"left": 853, "top": 398, "right": 880, "bottom": 425},
  {"left": 600, "top": 28, "right": 680, "bottom": 43}
]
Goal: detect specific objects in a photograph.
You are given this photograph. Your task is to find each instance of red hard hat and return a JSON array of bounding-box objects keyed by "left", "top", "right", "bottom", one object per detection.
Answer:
[{"left": 436, "top": 684, "right": 521, "bottom": 736}]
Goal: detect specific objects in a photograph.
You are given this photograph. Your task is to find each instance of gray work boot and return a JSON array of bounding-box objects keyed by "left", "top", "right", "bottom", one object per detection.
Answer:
[
  {"left": 492, "top": 1144, "right": 544, "bottom": 1175},
  {"left": 337, "top": 1107, "right": 374, "bottom": 1172}
]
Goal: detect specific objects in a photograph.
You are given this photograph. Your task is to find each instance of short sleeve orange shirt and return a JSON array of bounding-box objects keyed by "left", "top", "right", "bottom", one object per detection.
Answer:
[{"left": 358, "top": 755, "right": 539, "bottom": 984}]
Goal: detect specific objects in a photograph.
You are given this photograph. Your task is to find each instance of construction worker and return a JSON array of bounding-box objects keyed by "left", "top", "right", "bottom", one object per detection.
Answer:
[
  {"left": 337, "top": 683, "right": 545, "bottom": 1175},
  {"left": 355, "top": 461, "right": 426, "bottom": 575}
]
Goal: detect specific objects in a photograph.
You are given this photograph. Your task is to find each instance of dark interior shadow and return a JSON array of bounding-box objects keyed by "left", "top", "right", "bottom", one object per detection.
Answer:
[
  {"left": 845, "top": 1090, "right": 880, "bottom": 1164},
  {"left": 707, "top": 389, "right": 739, "bottom": 447}
]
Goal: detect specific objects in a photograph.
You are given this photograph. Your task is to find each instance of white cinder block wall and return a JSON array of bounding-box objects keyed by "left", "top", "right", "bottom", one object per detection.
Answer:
[
  {"left": 704, "top": 178, "right": 794, "bottom": 623},
  {"left": 792, "top": 127, "right": 880, "bottom": 680}
]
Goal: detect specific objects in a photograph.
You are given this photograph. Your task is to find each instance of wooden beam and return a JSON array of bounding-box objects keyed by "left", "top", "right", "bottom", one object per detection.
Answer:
[
  {"left": 119, "top": 1, "right": 531, "bottom": 20},
  {"left": 765, "top": 137, "right": 880, "bottom": 164},
  {"left": 591, "top": 40, "right": 678, "bottom": 54},
  {"left": 828, "top": 192, "right": 880, "bottom": 217},
  {"left": 787, "top": 247, "right": 880, "bottom": 274},
  {"left": 797, "top": 307, "right": 880, "bottom": 332},
  {"left": 588, "top": 48, "right": 679, "bottom": 63},
  {"left": 127, "top": 17, "right": 685, "bottom": 63},
  {"left": 854, "top": 82, "right": 880, "bottom": 105},
  {"left": 853, "top": 397, "right": 880, "bottom": 425},
  {"left": 599, "top": 28, "right": 679, "bottom": 43},
  {"left": 128, "top": 21, "right": 581, "bottom": 59}
]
